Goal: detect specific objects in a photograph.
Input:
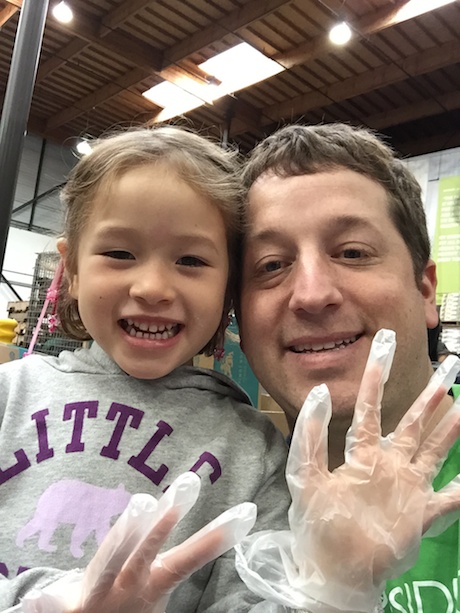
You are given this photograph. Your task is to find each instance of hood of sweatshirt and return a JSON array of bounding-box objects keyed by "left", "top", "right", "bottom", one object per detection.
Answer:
[{"left": 43, "top": 342, "right": 253, "bottom": 406}]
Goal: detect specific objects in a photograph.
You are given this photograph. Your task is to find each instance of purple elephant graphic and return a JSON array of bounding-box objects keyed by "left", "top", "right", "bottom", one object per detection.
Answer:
[{"left": 16, "top": 480, "right": 132, "bottom": 558}]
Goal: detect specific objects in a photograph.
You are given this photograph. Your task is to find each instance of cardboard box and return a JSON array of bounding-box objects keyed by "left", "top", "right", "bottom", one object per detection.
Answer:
[
  {"left": 262, "top": 410, "right": 290, "bottom": 438},
  {"left": 0, "top": 343, "right": 26, "bottom": 364},
  {"left": 259, "top": 393, "right": 289, "bottom": 437}
]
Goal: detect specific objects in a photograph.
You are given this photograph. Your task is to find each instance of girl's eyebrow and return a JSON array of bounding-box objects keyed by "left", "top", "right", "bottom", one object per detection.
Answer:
[{"left": 95, "top": 225, "right": 222, "bottom": 253}]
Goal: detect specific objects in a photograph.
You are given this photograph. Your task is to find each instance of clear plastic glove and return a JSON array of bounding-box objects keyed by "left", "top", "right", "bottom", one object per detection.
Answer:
[
  {"left": 19, "top": 472, "right": 257, "bottom": 613},
  {"left": 236, "top": 329, "right": 460, "bottom": 612}
]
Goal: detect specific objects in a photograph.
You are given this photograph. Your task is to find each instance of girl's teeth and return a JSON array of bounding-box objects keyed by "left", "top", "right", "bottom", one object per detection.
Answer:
[{"left": 125, "top": 320, "right": 178, "bottom": 339}]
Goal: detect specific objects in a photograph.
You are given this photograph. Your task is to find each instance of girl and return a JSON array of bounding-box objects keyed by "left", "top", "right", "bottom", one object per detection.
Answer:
[{"left": 0, "top": 127, "right": 290, "bottom": 611}]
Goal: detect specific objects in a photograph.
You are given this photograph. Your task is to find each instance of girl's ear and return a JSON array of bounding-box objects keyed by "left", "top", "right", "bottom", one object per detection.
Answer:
[{"left": 56, "top": 238, "right": 78, "bottom": 299}]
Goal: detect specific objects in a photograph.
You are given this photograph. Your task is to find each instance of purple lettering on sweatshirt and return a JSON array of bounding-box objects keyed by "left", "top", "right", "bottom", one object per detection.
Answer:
[
  {"left": 0, "top": 563, "right": 7, "bottom": 577},
  {"left": 64, "top": 401, "right": 98, "bottom": 453},
  {"left": 0, "top": 449, "right": 31, "bottom": 485},
  {"left": 189, "top": 452, "right": 222, "bottom": 484},
  {"left": 128, "top": 420, "right": 172, "bottom": 485},
  {"left": 31, "top": 409, "right": 54, "bottom": 463},
  {"left": 100, "top": 402, "right": 144, "bottom": 460}
]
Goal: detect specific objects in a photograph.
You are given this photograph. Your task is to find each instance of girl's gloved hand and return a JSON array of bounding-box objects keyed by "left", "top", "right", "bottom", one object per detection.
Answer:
[
  {"left": 20, "top": 472, "right": 257, "bottom": 613},
  {"left": 236, "top": 329, "right": 460, "bottom": 612}
]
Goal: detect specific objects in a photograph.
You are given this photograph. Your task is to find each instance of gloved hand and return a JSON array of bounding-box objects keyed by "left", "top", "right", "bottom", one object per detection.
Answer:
[
  {"left": 236, "top": 329, "right": 460, "bottom": 612},
  {"left": 19, "top": 472, "right": 257, "bottom": 613}
]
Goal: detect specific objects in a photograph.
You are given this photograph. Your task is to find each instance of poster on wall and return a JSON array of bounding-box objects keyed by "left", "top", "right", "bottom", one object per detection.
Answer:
[
  {"left": 213, "top": 316, "right": 259, "bottom": 407},
  {"left": 432, "top": 176, "right": 460, "bottom": 304}
]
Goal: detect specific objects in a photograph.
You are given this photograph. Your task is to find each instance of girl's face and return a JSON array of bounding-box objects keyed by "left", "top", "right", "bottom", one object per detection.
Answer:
[{"left": 60, "top": 163, "right": 229, "bottom": 379}]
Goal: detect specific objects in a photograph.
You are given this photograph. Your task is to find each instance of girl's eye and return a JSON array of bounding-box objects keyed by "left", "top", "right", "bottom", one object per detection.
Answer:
[
  {"left": 104, "top": 250, "right": 134, "bottom": 260},
  {"left": 177, "top": 256, "right": 206, "bottom": 267}
]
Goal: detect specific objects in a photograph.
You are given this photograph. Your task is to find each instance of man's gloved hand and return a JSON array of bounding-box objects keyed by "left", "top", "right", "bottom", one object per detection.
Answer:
[{"left": 236, "top": 329, "right": 460, "bottom": 612}]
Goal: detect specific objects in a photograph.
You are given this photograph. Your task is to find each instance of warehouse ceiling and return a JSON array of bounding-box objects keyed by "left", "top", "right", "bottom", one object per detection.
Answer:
[{"left": 0, "top": 0, "right": 460, "bottom": 157}]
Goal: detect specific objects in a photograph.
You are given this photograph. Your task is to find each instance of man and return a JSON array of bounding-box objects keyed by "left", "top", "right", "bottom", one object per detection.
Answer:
[{"left": 237, "top": 123, "right": 459, "bottom": 612}]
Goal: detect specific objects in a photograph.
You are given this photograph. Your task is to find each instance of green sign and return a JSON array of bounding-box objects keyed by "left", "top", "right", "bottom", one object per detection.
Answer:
[{"left": 432, "top": 176, "right": 460, "bottom": 302}]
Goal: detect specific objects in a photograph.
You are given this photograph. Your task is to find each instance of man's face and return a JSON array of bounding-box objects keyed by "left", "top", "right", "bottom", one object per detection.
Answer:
[{"left": 240, "top": 169, "right": 438, "bottom": 431}]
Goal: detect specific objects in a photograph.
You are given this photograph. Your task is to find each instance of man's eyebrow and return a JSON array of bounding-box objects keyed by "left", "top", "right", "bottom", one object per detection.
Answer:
[
  {"left": 245, "top": 228, "right": 283, "bottom": 243},
  {"left": 328, "top": 214, "right": 379, "bottom": 233},
  {"left": 246, "top": 215, "right": 379, "bottom": 243}
]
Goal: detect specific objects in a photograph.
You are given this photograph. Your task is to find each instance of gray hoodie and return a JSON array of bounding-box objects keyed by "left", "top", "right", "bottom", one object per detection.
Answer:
[{"left": 0, "top": 343, "right": 290, "bottom": 611}]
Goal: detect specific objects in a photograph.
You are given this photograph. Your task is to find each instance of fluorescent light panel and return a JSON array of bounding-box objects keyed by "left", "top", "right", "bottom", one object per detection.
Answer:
[
  {"left": 143, "top": 43, "right": 284, "bottom": 120},
  {"left": 396, "top": 0, "right": 456, "bottom": 22}
]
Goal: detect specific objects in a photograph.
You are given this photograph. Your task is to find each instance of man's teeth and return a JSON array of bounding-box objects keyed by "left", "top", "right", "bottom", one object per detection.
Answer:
[
  {"left": 125, "top": 319, "right": 178, "bottom": 340},
  {"left": 292, "top": 335, "right": 358, "bottom": 353}
]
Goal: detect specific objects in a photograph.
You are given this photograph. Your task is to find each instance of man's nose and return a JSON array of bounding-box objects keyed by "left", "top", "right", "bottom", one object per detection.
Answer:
[
  {"left": 288, "top": 257, "right": 343, "bottom": 315},
  {"left": 129, "top": 263, "right": 176, "bottom": 305}
]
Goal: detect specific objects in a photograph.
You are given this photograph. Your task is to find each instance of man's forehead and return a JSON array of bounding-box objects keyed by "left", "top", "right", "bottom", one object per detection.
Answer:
[{"left": 244, "top": 169, "right": 394, "bottom": 240}]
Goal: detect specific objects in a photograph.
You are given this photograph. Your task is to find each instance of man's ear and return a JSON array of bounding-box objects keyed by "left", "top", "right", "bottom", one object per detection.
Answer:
[
  {"left": 421, "top": 259, "right": 438, "bottom": 329},
  {"left": 56, "top": 238, "right": 78, "bottom": 299}
]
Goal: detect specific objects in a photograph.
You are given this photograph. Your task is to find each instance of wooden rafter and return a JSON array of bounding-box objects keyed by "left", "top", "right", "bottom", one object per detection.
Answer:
[{"left": 0, "top": 1, "right": 19, "bottom": 27}]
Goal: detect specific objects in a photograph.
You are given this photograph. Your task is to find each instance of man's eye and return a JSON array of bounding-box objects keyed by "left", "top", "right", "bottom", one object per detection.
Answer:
[
  {"left": 263, "top": 260, "right": 283, "bottom": 272},
  {"left": 177, "top": 256, "right": 206, "bottom": 267},
  {"left": 342, "top": 248, "right": 365, "bottom": 259},
  {"left": 104, "top": 250, "right": 134, "bottom": 260}
]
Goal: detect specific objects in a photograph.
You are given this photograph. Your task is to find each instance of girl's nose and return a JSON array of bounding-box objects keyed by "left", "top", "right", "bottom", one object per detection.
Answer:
[{"left": 129, "top": 264, "right": 176, "bottom": 305}]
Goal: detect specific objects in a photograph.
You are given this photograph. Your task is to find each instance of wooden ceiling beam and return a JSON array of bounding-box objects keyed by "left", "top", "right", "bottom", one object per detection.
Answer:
[
  {"left": 164, "top": 0, "right": 293, "bottom": 66},
  {"left": 367, "top": 90, "right": 460, "bottom": 131},
  {"left": 0, "top": 3, "right": 18, "bottom": 26},
  {"left": 273, "top": 0, "right": 432, "bottom": 69},
  {"left": 27, "top": 113, "right": 79, "bottom": 145},
  {"left": 99, "top": 0, "right": 153, "bottom": 36},
  {"left": 52, "top": 7, "right": 164, "bottom": 71},
  {"left": 4, "top": 0, "right": 21, "bottom": 7},
  {"left": 38, "top": 2, "right": 153, "bottom": 83},
  {"left": 260, "top": 39, "right": 460, "bottom": 128},
  {"left": 396, "top": 128, "right": 460, "bottom": 157},
  {"left": 43, "top": 0, "right": 293, "bottom": 132},
  {"left": 37, "top": 38, "right": 88, "bottom": 83},
  {"left": 45, "top": 66, "right": 154, "bottom": 130}
]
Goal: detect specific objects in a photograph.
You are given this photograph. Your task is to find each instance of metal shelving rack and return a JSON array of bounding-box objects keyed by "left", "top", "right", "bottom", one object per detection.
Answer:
[{"left": 23, "top": 251, "right": 84, "bottom": 357}]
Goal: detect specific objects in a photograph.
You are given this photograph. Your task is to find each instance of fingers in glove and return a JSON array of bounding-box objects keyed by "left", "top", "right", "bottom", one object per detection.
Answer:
[
  {"left": 346, "top": 329, "right": 396, "bottom": 456},
  {"left": 287, "top": 384, "right": 331, "bottom": 483},
  {"left": 424, "top": 478, "right": 460, "bottom": 534},
  {"left": 81, "top": 493, "right": 160, "bottom": 600},
  {"left": 112, "top": 507, "right": 179, "bottom": 592},
  {"left": 81, "top": 472, "right": 201, "bottom": 606},
  {"left": 413, "top": 396, "right": 460, "bottom": 479},
  {"left": 347, "top": 362, "right": 382, "bottom": 450},
  {"left": 148, "top": 502, "right": 257, "bottom": 597},
  {"left": 392, "top": 355, "right": 460, "bottom": 456}
]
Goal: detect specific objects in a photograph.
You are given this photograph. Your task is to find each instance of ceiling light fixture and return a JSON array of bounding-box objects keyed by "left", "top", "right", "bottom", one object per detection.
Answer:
[
  {"left": 328, "top": 21, "right": 352, "bottom": 45},
  {"left": 143, "top": 42, "right": 284, "bottom": 122},
  {"left": 52, "top": 2, "right": 74, "bottom": 24},
  {"left": 395, "top": 0, "right": 456, "bottom": 22},
  {"left": 76, "top": 139, "right": 92, "bottom": 156}
]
